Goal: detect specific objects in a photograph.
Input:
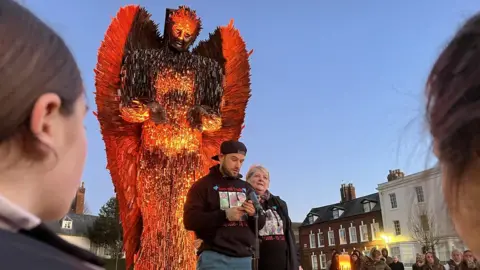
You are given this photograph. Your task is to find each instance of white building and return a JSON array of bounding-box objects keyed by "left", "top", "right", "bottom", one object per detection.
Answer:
[
  {"left": 377, "top": 168, "right": 465, "bottom": 266},
  {"left": 45, "top": 182, "right": 117, "bottom": 258}
]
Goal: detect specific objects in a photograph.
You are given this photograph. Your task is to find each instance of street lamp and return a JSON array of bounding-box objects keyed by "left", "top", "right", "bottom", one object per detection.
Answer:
[
  {"left": 339, "top": 253, "right": 351, "bottom": 270},
  {"left": 381, "top": 234, "right": 391, "bottom": 252}
]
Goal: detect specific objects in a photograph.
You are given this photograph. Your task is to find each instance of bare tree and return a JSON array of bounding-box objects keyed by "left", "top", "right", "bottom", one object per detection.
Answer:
[{"left": 408, "top": 203, "right": 441, "bottom": 255}]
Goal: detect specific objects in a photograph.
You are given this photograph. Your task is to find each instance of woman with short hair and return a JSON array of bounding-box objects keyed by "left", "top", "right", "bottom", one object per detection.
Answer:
[{"left": 246, "top": 165, "right": 301, "bottom": 270}]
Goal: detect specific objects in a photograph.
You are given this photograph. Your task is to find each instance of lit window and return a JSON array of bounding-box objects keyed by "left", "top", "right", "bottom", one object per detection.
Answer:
[{"left": 349, "top": 226, "right": 358, "bottom": 243}]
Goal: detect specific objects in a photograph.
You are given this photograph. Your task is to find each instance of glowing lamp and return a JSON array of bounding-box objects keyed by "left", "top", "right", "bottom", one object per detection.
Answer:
[{"left": 339, "top": 253, "right": 351, "bottom": 270}]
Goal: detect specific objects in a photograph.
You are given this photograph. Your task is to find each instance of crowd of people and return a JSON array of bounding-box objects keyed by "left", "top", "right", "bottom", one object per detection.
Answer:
[
  {"left": 1, "top": 0, "right": 480, "bottom": 269},
  {"left": 327, "top": 249, "right": 479, "bottom": 270}
]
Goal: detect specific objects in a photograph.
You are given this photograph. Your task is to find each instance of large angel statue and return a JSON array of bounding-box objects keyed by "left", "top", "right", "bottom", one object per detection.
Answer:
[{"left": 94, "top": 5, "right": 252, "bottom": 270}]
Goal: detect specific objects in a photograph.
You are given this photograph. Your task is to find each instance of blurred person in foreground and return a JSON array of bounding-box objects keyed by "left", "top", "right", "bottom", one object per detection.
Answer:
[
  {"left": 0, "top": 0, "right": 103, "bottom": 269},
  {"left": 426, "top": 11, "right": 480, "bottom": 257},
  {"left": 444, "top": 249, "right": 463, "bottom": 270},
  {"left": 245, "top": 165, "right": 302, "bottom": 270},
  {"left": 362, "top": 248, "right": 391, "bottom": 270},
  {"left": 184, "top": 140, "right": 266, "bottom": 270}
]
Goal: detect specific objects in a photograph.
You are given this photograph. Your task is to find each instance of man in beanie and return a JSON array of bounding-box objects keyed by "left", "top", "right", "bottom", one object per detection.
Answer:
[{"left": 184, "top": 140, "right": 266, "bottom": 270}]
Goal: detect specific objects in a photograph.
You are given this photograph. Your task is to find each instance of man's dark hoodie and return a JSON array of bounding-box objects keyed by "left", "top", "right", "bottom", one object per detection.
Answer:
[{"left": 184, "top": 165, "right": 266, "bottom": 257}]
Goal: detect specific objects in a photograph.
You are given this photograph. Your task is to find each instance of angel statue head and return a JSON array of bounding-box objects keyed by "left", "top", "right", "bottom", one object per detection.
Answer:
[{"left": 167, "top": 6, "right": 202, "bottom": 52}]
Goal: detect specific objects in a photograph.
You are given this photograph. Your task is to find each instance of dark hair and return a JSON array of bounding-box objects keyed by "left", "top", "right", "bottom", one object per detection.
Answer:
[
  {"left": 426, "top": 13, "right": 480, "bottom": 199},
  {"left": 329, "top": 250, "right": 340, "bottom": 270},
  {"left": 0, "top": 0, "right": 83, "bottom": 159}
]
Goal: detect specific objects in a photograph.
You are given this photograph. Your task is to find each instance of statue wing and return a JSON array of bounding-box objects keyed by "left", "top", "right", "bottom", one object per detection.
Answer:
[
  {"left": 192, "top": 20, "right": 252, "bottom": 171},
  {"left": 94, "top": 5, "right": 162, "bottom": 268}
]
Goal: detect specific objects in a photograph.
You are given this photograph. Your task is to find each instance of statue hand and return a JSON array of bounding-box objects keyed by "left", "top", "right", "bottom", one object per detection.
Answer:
[
  {"left": 188, "top": 105, "right": 221, "bottom": 131},
  {"left": 119, "top": 100, "right": 150, "bottom": 123},
  {"left": 147, "top": 102, "right": 167, "bottom": 124}
]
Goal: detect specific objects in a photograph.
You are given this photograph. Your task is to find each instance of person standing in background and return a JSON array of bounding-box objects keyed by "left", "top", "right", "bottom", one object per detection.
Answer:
[
  {"left": 362, "top": 248, "right": 391, "bottom": 270},
  {"left": 351, "top": 251, "right": 363, "bottom": 270},
  {"left": 444, "top": 250, "right": 463, "bottom": 270},
  {"left": 389, "top": 256, "right": 404, "bottom": 270},
  {"left": 245, "top": 165, "right": 301, "bottom": 270},
  {"left": 382, "top": 248, "right": 393, "bottom": 265},
  {"left": 461, "top": 250, "right": 479, "bottom": 270},
  {"left": 413, "top": 254, "right": 425, "bottom": 270}
]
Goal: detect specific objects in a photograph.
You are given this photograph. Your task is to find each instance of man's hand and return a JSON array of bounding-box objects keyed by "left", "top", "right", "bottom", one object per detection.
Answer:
[
  {"left": 194, "top": 239, "right": 203, "bottom": 250},
  {"left": 242, "top": 200, "right": 255, "bottom": 217},
  {"left": 225, "top": 206, "right": 246, "bottom": 221}
]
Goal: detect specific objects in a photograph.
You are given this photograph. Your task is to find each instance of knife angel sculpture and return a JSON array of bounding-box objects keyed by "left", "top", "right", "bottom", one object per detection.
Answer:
[{"left": 94, "top": 5, "right": 252, "bottom": 270}]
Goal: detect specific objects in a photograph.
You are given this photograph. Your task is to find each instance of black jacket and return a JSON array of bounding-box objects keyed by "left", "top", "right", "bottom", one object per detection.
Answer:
[
  {"left": 184, "top": 165, "right": 266, "bottom": 257},
  {"left": 390, "top": 261, "right": 405, "bottom": 270},
  {"left": 269, "top": 195, "right": 300, "bottom": 270},
  {"left": 0, "top": 224, "right": 104, "bottom": 269}
]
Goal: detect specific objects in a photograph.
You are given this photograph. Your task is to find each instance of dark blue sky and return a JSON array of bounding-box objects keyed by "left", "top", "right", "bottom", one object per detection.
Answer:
[{"left": 25, "top": 0, "right": 478, "bottom": 221}]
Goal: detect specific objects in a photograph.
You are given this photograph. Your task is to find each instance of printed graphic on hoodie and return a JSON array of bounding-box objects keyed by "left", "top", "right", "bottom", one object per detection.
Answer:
[
  {"left": 259, "top": 208, "right": 285, "bottom": 240},
  {"left": 217, "top": 186, "right": 248, "bottom": 223}
]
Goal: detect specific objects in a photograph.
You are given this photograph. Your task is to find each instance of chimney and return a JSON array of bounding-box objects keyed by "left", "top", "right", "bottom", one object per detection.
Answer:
[
  {"left": 347, "top": 183, "right": 356, "bottom": 200},
  {"left": 387, "top": 169, "right": 405, "bottom": 182},
  {"left": 72, "top": 182, "right": 85, "bottom": 214},
  {"left": 340, "top": 183, "right": 356, "bottom": 202}
]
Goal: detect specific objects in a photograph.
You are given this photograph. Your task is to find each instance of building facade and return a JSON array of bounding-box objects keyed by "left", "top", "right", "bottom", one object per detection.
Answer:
[
  {"left": 46, "top": 182, "right": 113, "bottom": 258},
  {"left": 300, "top": 184, "right": 386, "bottom": 270},
  {"left": 377, "top": 168, "right": 465, "bottom": 266}
]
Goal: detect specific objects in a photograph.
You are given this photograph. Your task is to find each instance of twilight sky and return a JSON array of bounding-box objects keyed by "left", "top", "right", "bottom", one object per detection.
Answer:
[{"left": 25, "top": 0, "right": 478, "bottom": 222}]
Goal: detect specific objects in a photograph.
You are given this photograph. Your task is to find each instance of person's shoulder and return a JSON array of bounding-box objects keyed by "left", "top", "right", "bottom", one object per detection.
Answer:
[
  {"left": 0, "top": 229, "right": 97, "bottom": 270},
  {"left": 192, "top": 173, "right": 216, "bottom": 187}
]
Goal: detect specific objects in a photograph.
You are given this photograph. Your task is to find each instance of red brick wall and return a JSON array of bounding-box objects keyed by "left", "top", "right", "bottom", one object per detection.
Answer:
[{"left": 299, "top": 211, "right": 385, "bottom": 270}]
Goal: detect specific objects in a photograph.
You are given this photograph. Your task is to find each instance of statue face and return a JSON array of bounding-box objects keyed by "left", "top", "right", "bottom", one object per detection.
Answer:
[
  {"left": 168, "top": 7, "right": 201, "bottom": 52},
  {"left": 169, "top": 22, "right": 196, "bottom": 51}
]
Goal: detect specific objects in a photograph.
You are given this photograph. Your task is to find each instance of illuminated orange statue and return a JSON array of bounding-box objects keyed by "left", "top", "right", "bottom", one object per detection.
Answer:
[{"left": 94, "top": 5, "right": 251, "bottom": 270}]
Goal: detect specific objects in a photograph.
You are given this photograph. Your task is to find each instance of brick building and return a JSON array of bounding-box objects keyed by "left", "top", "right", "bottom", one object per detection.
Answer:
[{"left": 299, "top": 184, "right": 385, "bottom": 270}]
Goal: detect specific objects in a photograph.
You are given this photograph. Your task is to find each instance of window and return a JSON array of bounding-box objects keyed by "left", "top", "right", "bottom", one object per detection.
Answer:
[
  {"left": 390, "top": 246, "right": 401, "bottom": 261},
  {"left": 309, "top": 214, "right": 318, "bottom": 224},
  {"left": 317, "top": 231, "right": 325, "bottom": 247},
  {"left": 371, "top": 221, "right": 380, "bottom": 240},
  {"left": 332, "top": 208, "right": 344, "bottom": 219},
  {"left": 362, "top": 201, "right": 376, "bottom": 213},
  {"left": 393, "top": 220, "right": 401, "bottom": 235},
  {"left": 389, "top": 193, "right": 398, "bottom": 209},
  {"left": 415, "top": 186, "right": 425, "bottom": 203},
  {"left": 349, "top": 226, "right": 358, "bottom": 243},
  {"left": 311, "top": 254, "right": 319, "bottom": 270},
  {"left": 309, "top": 231, "right": 316, "bottom": 248},
  {"left": 339, "top": 227, "right": 347, "bottom": 245},
  {"left": 61, "top": 217, "right": 73, "bottom": 229},
  {"left": 420, "top": 215, "right": 430, "bottom": 231},
  {"left": 328, "top": 230, "right": 335, "bottom": 246},
  {"left": 360, "top": 224, "right": 369, "bottom": 242},
  {"left": 363, "top": 202, "right": 372, "bottom": 212},
  {"left": 320, "top": 253, "right": 327, "bottom": 269},
  {"left": 90, "top": 242, "right": 99, "bottom": 255}
]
